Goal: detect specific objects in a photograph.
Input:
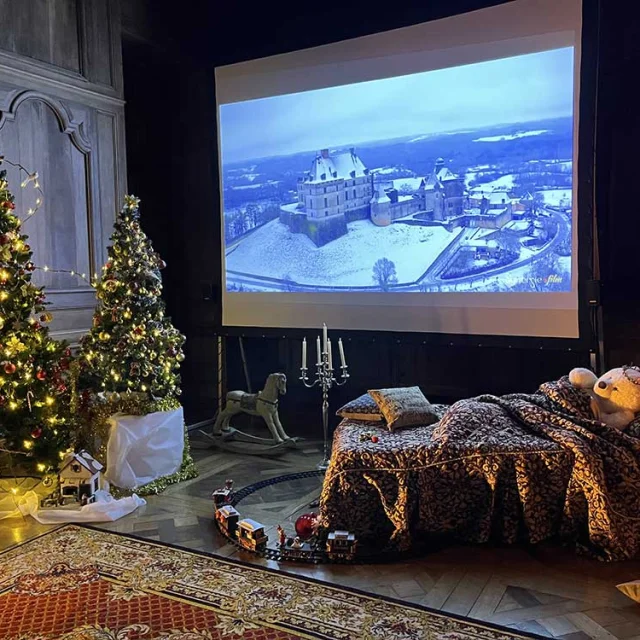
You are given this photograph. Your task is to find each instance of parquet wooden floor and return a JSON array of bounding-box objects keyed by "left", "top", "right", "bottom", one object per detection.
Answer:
[{"left": 2, "top": 432, "right": 640, "bottom": 639}]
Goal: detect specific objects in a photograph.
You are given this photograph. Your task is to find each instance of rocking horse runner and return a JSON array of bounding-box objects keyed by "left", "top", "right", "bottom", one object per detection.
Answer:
[{"left": 210, "top": 373, "right": 297, "bottom": 452}]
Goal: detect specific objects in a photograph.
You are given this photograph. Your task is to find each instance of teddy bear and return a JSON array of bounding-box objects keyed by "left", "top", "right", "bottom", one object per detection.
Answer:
[{"left": 569, "top": 366, "right": 640, "bottom": 430}]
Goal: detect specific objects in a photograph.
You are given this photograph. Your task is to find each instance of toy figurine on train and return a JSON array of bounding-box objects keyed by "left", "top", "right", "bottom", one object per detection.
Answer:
[{"left": 280, "top": 534, "right": 314, "bottom": 560}]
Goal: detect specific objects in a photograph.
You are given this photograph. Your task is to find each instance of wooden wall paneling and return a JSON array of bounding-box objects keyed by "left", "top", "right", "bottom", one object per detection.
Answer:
[
  {"left": 79, "top": 0, "right": 123, "bottom": 91},
  {"left": 0, "top": 0, "right": 80, "bottom": 72},
  {"left": 93, "top": 109, "right": 124, "bottom": 266},
  {"left": 0, "top": 0, "right": 126, "bottom": 344},
  {"left": 0, "top": 92, "right": 92, "bottom": 290},
  {"left": 0, "top": 1, "right": 122, "bottom": 102}
]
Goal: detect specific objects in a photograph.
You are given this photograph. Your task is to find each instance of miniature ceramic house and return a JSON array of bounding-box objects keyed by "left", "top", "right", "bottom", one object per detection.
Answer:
[
  {"left": 326, "top": 530, "right": 357, "bottom": 561},
  {"left": 58, "top": 450, "right": 104, "bottom": 505}
]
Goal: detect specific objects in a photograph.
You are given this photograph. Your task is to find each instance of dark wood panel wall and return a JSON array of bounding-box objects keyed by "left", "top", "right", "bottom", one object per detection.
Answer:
[
  {"left": 0, "top": 0, "right": 126, "bottom": 344},
  {"left": 596, "top": 2, "right": 640, "bottom": 368}
]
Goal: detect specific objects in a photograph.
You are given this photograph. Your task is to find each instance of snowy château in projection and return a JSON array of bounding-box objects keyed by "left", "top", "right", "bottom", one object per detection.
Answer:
[{"left": 280, "top": 148, "right": 514, "bottom": 246}]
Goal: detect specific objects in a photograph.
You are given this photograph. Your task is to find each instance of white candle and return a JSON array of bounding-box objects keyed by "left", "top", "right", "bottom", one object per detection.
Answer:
[
  {"left": 316, "top": 336, "right": 321, "bottom": 365},
  {"left": 327, "top": 338, "right": 333, "bottom": 370},
  {"left": 338, "top": 338, "right": 346, "bottom": 368},
  {"left": 322, "top": 323, "right": 328, "bottom": 353},
  {"left": 302, "top": 337, "right": 307, "bottom": 369}
]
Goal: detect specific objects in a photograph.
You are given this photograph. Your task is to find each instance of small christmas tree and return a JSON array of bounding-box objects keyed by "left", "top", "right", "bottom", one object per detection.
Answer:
[
  {"left": 79, "top": 195, "right": 196, "bottom": 493},
  {"left": 0, "top": 166, "right": 71, "bottom": 474},
  {"left": 80, "top": 195, "right": 185, "bottom": 396}
]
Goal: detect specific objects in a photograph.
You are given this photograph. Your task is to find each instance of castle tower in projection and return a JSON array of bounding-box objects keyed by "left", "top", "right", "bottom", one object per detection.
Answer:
[
  {"left": 370, "top": 181, "right": 392, "bottom": 226},
  {"left": 419, "top": 157, "right": 465, "bottom": 221},
  {"left": 280, "top": 148, "right": 372, "bottom": 246}
]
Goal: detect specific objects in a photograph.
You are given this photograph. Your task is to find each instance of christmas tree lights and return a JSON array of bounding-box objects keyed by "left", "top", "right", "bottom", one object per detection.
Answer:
[
  {"left": 78, "top": 195, "right": 197, "bottom": 493},
  {"left": 0, "top": 167, "right": 71, "bottom": 473},
  {"left": 80, "top": 195, "right": 185, "bottom": 397}
]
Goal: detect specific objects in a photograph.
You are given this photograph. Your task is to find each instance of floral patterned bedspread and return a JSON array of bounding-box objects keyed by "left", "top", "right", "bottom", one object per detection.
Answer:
[{"left": 319, "top": 377, "right": 640, "bottom": 560}]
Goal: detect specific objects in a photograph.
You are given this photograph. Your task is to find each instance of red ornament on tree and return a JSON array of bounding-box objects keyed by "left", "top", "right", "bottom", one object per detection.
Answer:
[
  {"left": 0, "top": 233, "right": 10, "bottom": 245},
  {"left": 1, "top": 201, "right": 15, "bottom": 210},
  {"left": 36, "top": 369, "right": 47, "bottom": 381},
  {"left": 31, "top": 427, "right": 42, "bottom": 439},
  {"left": 4, "top": 362, "right": 16, "bottom": 374},
  {"left": 294, "top": 513, "right": 319, "bottom": 540}
]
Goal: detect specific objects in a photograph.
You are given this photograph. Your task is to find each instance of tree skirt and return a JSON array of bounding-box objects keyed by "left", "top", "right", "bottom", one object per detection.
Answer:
[{"left": 0, "top": 525, "right": 544, "bottom": 640}]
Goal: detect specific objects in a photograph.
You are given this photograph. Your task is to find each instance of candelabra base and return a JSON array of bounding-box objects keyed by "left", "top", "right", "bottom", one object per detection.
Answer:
[{"left": 317, "top": 456, "right": 330, "bottom": 472}]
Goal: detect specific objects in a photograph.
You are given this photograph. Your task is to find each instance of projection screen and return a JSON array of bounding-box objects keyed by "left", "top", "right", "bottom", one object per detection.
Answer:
[{"left": 216, "top": 0, "right": 583, "bottom": 338}]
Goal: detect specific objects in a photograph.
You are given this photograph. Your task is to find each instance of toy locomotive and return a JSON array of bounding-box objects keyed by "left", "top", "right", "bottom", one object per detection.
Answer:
[
  {"left": 326, "top": 530, "right": 357, "bottom": 561},
  {"left": 212, "top": 479, "right": 234, "bottom": 508},
  {"left": 235, "top": 518, "right": 268, "bottom": 551}
]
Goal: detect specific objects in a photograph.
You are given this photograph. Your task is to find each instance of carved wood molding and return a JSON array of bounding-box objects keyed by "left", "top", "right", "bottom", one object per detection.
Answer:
[{"left": 0, "top": 90, "right": 92, "bottom": 154}]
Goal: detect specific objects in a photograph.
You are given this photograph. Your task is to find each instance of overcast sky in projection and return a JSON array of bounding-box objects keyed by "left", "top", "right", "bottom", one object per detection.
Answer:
[{"left": 219, "top": 46, "right": 574, "bottom": 164}]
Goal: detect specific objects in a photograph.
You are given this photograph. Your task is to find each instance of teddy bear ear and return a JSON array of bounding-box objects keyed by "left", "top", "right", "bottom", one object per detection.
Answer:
[{"left": 623, "top": 366, "right": 640, "bottom": 384}]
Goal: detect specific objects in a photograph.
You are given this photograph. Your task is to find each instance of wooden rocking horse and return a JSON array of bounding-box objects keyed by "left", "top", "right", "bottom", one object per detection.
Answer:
[{"left": 207, "top": 373, "right": 298, "bottom": 454}]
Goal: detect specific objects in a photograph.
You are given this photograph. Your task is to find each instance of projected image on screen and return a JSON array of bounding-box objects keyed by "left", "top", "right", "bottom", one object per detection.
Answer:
[{"left": 220, "top": 47, "right": 574, "bottom": 294}]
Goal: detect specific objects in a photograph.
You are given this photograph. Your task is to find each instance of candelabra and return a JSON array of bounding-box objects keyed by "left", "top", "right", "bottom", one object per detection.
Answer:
[{"left": 300, "top": 325, "right": 349, "bottom": 471}]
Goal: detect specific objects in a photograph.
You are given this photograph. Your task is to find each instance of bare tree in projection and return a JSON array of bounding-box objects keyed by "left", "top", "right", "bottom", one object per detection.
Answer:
[{"left": 372, "top": 257, "right": 398, "bottom": 291}]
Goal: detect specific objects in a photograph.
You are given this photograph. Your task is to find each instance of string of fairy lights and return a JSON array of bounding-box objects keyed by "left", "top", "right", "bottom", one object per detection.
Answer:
[
  {"left": 0, "top": 155, "right": 67, "bottom": 472},
  {"left": 1, "top": 155, "right": 92, "bottom": 288},
  {"left": 0, "top": 155, "right": 45, "bottom": 220}
]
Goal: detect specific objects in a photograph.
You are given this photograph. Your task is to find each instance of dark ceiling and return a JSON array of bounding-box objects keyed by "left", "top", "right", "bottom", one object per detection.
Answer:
[{"left": 144, "top": 0, "right": 513, "bottom": 66}]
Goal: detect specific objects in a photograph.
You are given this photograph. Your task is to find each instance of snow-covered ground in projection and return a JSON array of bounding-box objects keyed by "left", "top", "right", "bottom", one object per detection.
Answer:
[
  {"left": 226, "top": 219, "right": 463, "bottom": 287},
  {"left": 539, "top": 188, "right": 572, "bottom": 207}
]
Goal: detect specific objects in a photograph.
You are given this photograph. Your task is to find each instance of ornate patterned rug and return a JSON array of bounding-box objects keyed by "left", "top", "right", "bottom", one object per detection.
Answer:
[{"left": 0, "top": 525, "right": 544, "bottom": 640}]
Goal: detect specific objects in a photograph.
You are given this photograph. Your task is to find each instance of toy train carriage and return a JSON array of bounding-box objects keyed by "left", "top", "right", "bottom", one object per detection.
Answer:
[
  {"left": 281, "top": 540, "right": 313, "bottom": 561},
  {"left": 235, "top": 518, "right": 268, "bottom": 551},
  {"left": 215, "top": 505, "right": 240, "bottom": 536},
  {"left": 326, "top": 530, "right": 357, "bottom": 561}
]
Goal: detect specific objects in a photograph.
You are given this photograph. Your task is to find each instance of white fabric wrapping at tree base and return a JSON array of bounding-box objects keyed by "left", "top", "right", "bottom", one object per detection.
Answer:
[
  {"left": 106, "top": 407, "right": 185, "bottom": 489},
  {"left": 0, "top": 490, "right": 145, "bottom": 523}
]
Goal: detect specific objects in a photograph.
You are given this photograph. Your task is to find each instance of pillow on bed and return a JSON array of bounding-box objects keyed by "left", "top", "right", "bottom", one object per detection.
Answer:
[
  {"left": 336, "top": 393, "right": 384, "bottom": 422},
  {"left": 368, "top": 386, "right": 439, "bottom": 431}
]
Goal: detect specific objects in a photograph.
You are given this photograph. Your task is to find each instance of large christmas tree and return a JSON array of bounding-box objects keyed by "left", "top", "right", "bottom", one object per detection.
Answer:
[
  {"left": 80, "top": 195, "right": 185, "bottom": 396},
  {"left": 0, "top": 167, "right": 71, "bottom": 474},
  {"left": 79, "top": 195, "right": 196, "bottom": 493}
]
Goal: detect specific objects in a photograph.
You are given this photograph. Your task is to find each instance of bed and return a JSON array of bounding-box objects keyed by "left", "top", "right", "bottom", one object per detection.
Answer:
[{"left": 319, "top": 378, "right": 640, "bottom": 560}]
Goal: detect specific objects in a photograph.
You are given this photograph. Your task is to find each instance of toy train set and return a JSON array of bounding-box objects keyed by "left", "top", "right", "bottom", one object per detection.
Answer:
[{"left": 211, "top": 479, "right": 357, "bottom": 563}]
